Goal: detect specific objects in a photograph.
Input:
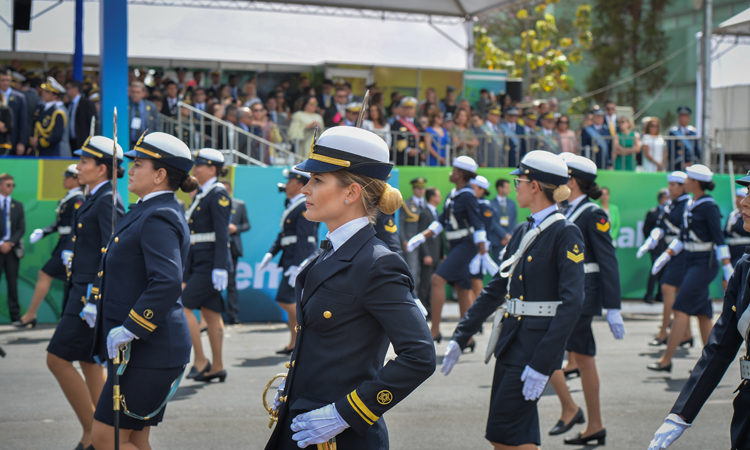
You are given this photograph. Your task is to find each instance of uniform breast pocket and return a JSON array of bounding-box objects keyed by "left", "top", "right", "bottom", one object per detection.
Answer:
[{"left": 305, "top": 287, "right": 356, "bottom": 334}]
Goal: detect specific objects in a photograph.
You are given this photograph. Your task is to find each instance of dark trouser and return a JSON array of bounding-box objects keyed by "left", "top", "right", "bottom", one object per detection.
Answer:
[
  {"left": 419, "top": 260, "right": 439, "bottom": 317},
  {"left": 0, "top": 251, "right": 20, "bottom": 321},
  {"left": 226, "top": 254, "right": 240, "bottom": 322},
  {"left": 646, "top": 248, "right": 664, "bottom": 301}
]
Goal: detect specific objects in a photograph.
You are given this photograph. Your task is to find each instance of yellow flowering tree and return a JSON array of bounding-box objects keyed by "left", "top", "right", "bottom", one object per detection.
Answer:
[{"left": 475, "top": 0, "right": 592, "bottom": 96}]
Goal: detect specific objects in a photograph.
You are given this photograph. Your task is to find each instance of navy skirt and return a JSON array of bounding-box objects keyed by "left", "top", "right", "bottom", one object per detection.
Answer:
[
  {"left": 673, "top": 252, "right": 717, "bottom": 317},
  {"left": 275, "top": 275, "right": 295, "bottom": 304},
  {"left": 182, "top": 272, "right": 225, "bottom": 313},
  {"left": 41, "top": 255, "right": 67, "bottom": 281},
  {"left": 47, "top": 279, "right": 97, "bottom": 363},
  {"left": 661, "top": 252, "right": 686, "bottom": 287},
  {"left": 486, "top": 363, "right": 541, "bottom": 446},
  {"left": 565, "top": 315, "right": 596, "bottom": 356},
  {"left": 435, "top": 238, "right": 477, "bottom": 290}
]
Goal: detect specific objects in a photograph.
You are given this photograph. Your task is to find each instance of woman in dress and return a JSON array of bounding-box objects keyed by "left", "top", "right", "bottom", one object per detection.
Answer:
[
  {"left": 557, "top": 115, "right": 577, "bottom": 155},
  {"left": 613, "top": 117, "right": 641, "bottom": 171},
  {"left": 288, "top": 95, "right": 324, "bottom": 156},
  {"left": 642, "top": 117, "right": 665, "bottom": 172},
  {"left": 424, "top": 109, "right": 449, "bottom": 166},
  {"left": 362, "top": 103, "right": 392, "bottom": 149},
  {"left": 451, "top": 108, "right": 479, "bottom": 158}
]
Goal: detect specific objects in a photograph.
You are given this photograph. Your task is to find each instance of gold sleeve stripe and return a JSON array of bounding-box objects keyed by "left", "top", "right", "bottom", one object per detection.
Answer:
[
  {"left": 91, "top": 287, "right": 99, "bottom": 294},
  {"left": 129, "top": 309, "right": 156, "bottom": 332},
  {"left": 347, "top": 394, "right": 374, "bottom": 425},
  {"left": 348, "top": 390, "right": 379, "bottom": 424}
]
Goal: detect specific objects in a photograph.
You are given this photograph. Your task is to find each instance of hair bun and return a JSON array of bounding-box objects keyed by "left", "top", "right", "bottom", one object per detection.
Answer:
[
  {"left": 180, "top": 175, "right": 200, "bottom": 193},
  {"left": 378, "top": 184, "right": 403, "bottom": 215},
  {"left": 553, "top": 185, "right": 571, "bottom": 203}
]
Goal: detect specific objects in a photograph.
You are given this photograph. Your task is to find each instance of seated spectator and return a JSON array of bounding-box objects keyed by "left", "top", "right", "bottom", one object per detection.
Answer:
[
  {"left": 614, "top": 117, "right": 641, "bottom": 170},
  {"left": 362, "top": 103, "right": 391, "bottom": 148},
  {"left": 424, "top": 109, "right": 449, "bottom": 166},
  {"left": 288, "top": 95, "right": 324, "bottom": 155},
  {"left": 450, "top": 108, "right": 478, "bottom": 158},
  {"left": 641, "top": 117, "right": 665, "bottom": 172},
  {"left": 557, "top": 114, "right": 577, "bottom": 154}
]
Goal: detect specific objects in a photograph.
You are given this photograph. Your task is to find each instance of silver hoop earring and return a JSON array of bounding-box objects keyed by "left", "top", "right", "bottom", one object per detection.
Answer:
[{"left": 345, "top": 200, "right": 349, "bottom": 205}]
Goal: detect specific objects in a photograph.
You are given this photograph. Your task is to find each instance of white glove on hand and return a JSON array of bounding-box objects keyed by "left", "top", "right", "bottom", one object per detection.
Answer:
[
  {"left": 481, "top": 253, "right": 499, "bottom": 276},
  {"left": 82, "top": 303, "right": 97, "bottom": 328},
  {"left": 259, "top": 252, "right": 274, "bottom": 270},
  {"left": 651, "top": 252, "right": 671, "bottom": 275},
  {"left": 106, "top": 326, "right": 136, "bottom": 359},
  {"left": 272, "top": 377, "right": 287, "bottom": 413},
  {"left": 469, "top": 254, "right": 481, "bottom": 275},
  {"left": 285, "top": 265, "right": 300, "bottom": 288},
  {"left": 520, "top": 365, "right": 549, "bottom": 401},
  {"left": 406, "top": 234, "right": 426, "bottom": 253},
  {"left": 440, "top": 340, "right": 462, "bottom": 376},
  {"left": 30, "top": 229, "right": 44, "bottom": 244},
  {"left": 637, "top": 236, "right": 657, "bottom": 259},
  {"left": 648, "top": 415, "right": 691, "bottom": 450},
  {"left": 606, "top": 309, "right": 626, "bottom": 340},
  {"left": 212, "top": 269, "right": 228, "bottom": 291},
  {"left": 61, "top": 250, "right": 73, "bottom": 267},
  {"left": 291, "top": 403, "right": 349, "bottom": 448},
  {"left": 723, "top": 263, "right": 734, "bottom": 282}
]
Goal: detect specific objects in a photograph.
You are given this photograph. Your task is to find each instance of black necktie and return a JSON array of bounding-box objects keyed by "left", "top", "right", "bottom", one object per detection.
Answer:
[
  {"left": 527, "top": 216, "right": 535, "bottom": 228},
  {"left": 0, "top": 199, "right": 6, "bottom": 238},
  {"left": 316, "top": 239, "right": 332, "bottom": 265}
]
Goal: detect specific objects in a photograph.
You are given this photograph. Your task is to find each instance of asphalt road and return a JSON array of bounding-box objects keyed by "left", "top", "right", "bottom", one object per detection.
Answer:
[{"left": 0, "top": 302, "right": 740, "bottom": 450}]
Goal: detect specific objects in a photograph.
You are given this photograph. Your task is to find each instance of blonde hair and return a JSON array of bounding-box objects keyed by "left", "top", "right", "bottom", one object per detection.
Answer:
[
  {"left": 538, "top": 181, "right": 571, "bottom": 203},
  {"left": 332, "top": 170, "right": 403, "bottom": 224}
]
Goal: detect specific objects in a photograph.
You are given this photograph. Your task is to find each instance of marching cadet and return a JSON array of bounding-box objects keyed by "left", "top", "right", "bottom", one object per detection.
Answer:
[
  {"left": 441, "top": 150, "right": 585, "bottom": 450},
  {"left": 648, "top": 165, "right": 732, "bottom": 373},
  {"left": 400, "top": 177, "right": 429, "bottom": 297},
  {"left": 264, "top": 126, "right": 435, "bottom": 449},
  {"left": 406, "top": 156, "right": 491, "bottom": 344},
  {"left": 725, "top": 187, "right": 750, "bottom": 267},
  {"left": 46, "top": 135, "right": 125, "bottom": 450},
  {"left": 547, "top": 153, "right": 624, "bottom": 446},
  {"left": 647, "top": 171, "right": 750, "bottom": 450},
  {"left": 468, "top": 175, "right": 497, "bottom": 299},
  {"left": 13, "top": 164, "right": 83, "bottom": 328},
  {"left": 259, "top": 168, "right": 318, "bottom": 356},
  {"left": 89, "top": 132, "right": 199, "bottom": 450},
  {"left": 637, "top": 171, "right": 693, "bottom": 348},
  {"left": 29, "top": 77, "right": 71, "bottom": 157},
  {"left": 580, "top": 106, "right": 612, "bottom": 170},
  {"left": 666, "top": 106, "right": 700, "bottom": 171},
  {"left": 393, "top": 96, "right": 425, "bottom": 165},
  {"left": 182, "top": 148, "right": 232, "bottom": 382}
]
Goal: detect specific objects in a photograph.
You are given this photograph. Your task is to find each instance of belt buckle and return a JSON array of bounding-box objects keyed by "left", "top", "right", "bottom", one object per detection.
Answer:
[
  {"left": 506, "top": 299, "right": 516, "bottom": 316},
  {"left": 741, "top": 357, "right": 750, "bottom": 380}
]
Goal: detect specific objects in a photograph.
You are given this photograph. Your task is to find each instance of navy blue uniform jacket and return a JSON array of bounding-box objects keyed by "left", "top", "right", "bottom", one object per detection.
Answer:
[
  {"left": 91, "top": 193, "right": 191, "bottom": 368},
  {"left": 266, "top": 225, "right": 435, "bottom": 449},
  {"left": 453, "top": 215, "right": 585, "bottom": 375},
  {"left": 267, "top": 197, "right": 318, "bottom": 270},
  {"left": 186, "top": 182, "right": 231, "bottom": 272},
  {"left": 657, "top": 195, "right": 690, "bottom": 244},
  {"left": 375, "top": 212, "right": 404, "bottom": 258},
  {"left": 580, "top": 125, "right": 612, "bottom": 169},
  {"left": 680, "top": 196, "right": 724, "bottom": 254},
  {"left": 42, "top": 189, "right": 84, "bottom": 259},
  {"left": 725, "top": 209, "right": 750, "bottom": 265},
  {"left": 667, "top": 125, "right": 701, "bottom": 171},
  {"left": 441, "top": 187, "right": 485, "bottom": 245}
]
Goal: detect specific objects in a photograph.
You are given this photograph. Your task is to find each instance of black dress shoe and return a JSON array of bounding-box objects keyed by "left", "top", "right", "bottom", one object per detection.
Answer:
[
  {"left": 432, "top": 333, "right": 442, "bottom": 344},
  {"left": 549, "top": 408, "right": 585, "bottom": 436},
  {"left": 276, "top": 347, "right": 294, "bottom": 355},
  {"left": 679, "top": 337, "right": 694, "bottom": 348},
  {"left": 199, "top": 326, "right": 208, "bottom": 334},
  {"left": 563, "top": 368, "right": 580, "bottom": 379},
  {"left": 194, "top": 369, "right": 227, "bottom": 382},
  {"left": 12, "top": 318, "right": 37, "bottom": 328},
  {"left": 647, "top": 362, "right": 672, "bottom": 372},
  {"left": 564, "top": 429, "right": 606, "bottom": 446},
  {"left": 642, "top": 296, "right": 654, "bottom": 305},
  {"left": 186, "top": 361, "right": 211, "bottom": 379},
  {"left": 73, "top": 443, "right": 84, "bottom": 450},
  {"left": 462, "top": 340, "right": 476, "bottom": 353},
  {"left": 84, "top": 446, "right": 94, "bottom": 450},
  {"left": 649, "top": 337, "right": 667, "bottom": 346}
]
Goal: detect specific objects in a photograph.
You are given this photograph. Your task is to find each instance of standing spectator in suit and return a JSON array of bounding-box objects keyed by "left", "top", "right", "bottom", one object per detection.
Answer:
[
  {"left": 128, "top": 81, "right": 160, "bottom": 148},
  {"left": 221, "top": 180, "right": 250, "bottom": 324},
  {"left": 440, "top": 86, "right": 458, "bottom": 115},
  {"left": 0, "top": 91, "right": 14, "bottom": 156},
  {"left": 604, "top": 99, "right": 619, "bottom": 137},
  {"left": 0, "top": 67, "right": 28, "bottom": 156},
  {"left": 323, "top": 86, "right": 347, "bottom": 128},
  {"left": 174, "top": 66, "right": 188, "bottom": 92},
  {"left": 65, "top": 80, "right": 96, "bottom": 150},
  {"left": 537, "top": 111, "right": 562, "bottom": 154},
  {"left": 498, "top": 106, "right": 526, "bottom": 167},
  {"left": 20, "top": 75, "right": 41, "bottom": 129},
  {"left": 400, "top": 178, "right": 428, "bottom": 292},
  {"left": 316, "top": 78, "right": 333, "bottom": 110},
  {"left": 161, "top": 80, "right": 179, "bottom": 118},
  {"left": 642, "top": 189, "right": 669, "bottom": 304},
  {"left": 0, "top": 173, "right": 25, "bottom": 323},
  {"left": 488, "top": 178, "right": 517, "bottom": 262},
  {"left": 29, "top": 77, "right": 70, "bottom": 157},
  {"left": 580, "top": 106, "right": 612, "bottom": 169},
  {"left": 227, "top": 74, "right": 240, "bottom": 99},
  {"left": 207, "top": 70, "right": 222, "bottom": 99},
  {"left": 420, "top": 186, "right": 443, "bottom": 318}
]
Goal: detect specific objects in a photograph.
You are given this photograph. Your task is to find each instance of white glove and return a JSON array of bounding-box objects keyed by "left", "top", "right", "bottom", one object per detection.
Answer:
[
  {"left": 440, "top": 340, "right": 462, "bottom": 376},
  {"left": 427, "top": 221, "right": 444, "bottom": 235},
  {"left": 520, "top": 365, "right": 549, "bottom": 401},
  {"left": 723, "top": 263, "right": 734, "bottom": 282},
  {"left": 637, "top": 236, "right": 657, "bottom": 259},
  {"left": 482, "top": 252, "right": 499, "bottom": 276},
  {"left": 651, "top": 252, "right": 671, "bottom": 275},
  {"left": 414, "top": 298, "right": 428, "bottom": 317},
  {"left": 285, "top": 265, "right": 300, "bottom": 288},
  {"left": 291, "top": 403, "right": 349, "bottom": 448},
  {"left": 469, "top": 254, "right": 482, "bottom": 275},
  {"left": 606, "top": 309, "right": 626, "bottom": 340},
  {"left": 61, "top": 250, "right": 73, "bottom": 267},
  {"left": 106, "top": 326, "right": 136, "bottom": 359},
  {"left": 406, "top": 234, "right": 426, "bottom": 253},
  {"left": 82, "top": 303, "right": 97, "bottom": 328},
  {"left": 212, "top": 268, "right": 228, "bottom": 291},
  {"left": 259, "top": 252, "right": 273, "bottom": 270},
  {"left": 272, "top": 377, "right": 286, "bottom": 413},
  {"left": 30, "top": 229, "right": 44, "bottom": 244},
  {"left": 648, "top": 414, "right": 691, "bottom": 450}
]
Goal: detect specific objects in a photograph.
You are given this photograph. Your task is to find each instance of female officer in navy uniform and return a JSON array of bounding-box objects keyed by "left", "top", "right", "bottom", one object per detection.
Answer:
[
  {"left": 647, "top": 172, "right": 750, "bottom": 450},
  {"left": 46, "top": 135, "right": 124, "bottom": 450},
  {"left": 649, "top": 165, "right": 733, "bottom": 372},
  {"left": 441, "top": 150, "right": 585, "bottom": 450},
  {"left": 265, "top": 126, "right": 435, "bottom": 449},
  {"left": 258, "top": 167, "right": 318, "bottom": 355},
  {"left": 725, "top": 187, "right": 750, "bottom": 267},
  {"left": 88, "top": 132, "right": 198, "bottom": 450},
  {"left": 406, "top": 155, "right": 490, "bottom": 343},
  {"left": 547, "top": 153, "right": 624, "bottom": 445},
  {"left": 14, "top": 164, "right": 83, "bottom": 328},
  {"left": 468, "top": 175, "right": 498, "bottom": 299},
  {"left": 182, "top": 148, "right": 232, "bottom": 382}
]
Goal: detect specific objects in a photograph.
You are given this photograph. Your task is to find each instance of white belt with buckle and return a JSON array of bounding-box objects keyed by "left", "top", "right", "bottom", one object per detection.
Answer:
[
  {"left": 445, "top": 228, "right": 473, "bottom": 241},
  {"left": 58, "top": 226, "right": 72, "bottom": 235},
  {"left": 727, "top": 237, "right": 750, "bottom": 246},
  {"left": 584, "top": 263, "right": 600, "bottom": 273},
  {"left": 190, "top": 232, "right": 216, "bottom": 244},
  {"left": 684, "top": 242, "right": 713, "bottom": 252},
  {"left": 280, "top": 235, "right": 316, "bottom": 246},
  {"left": 741, "top": 357, "right": 750, "bottom": 380},
  {"left": 506, "top": 298, "right": 562, "bottom": 317}
]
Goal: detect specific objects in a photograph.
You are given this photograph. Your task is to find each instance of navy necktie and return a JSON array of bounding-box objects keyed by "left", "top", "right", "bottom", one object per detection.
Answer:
[
  {"left": 527, "top": 216, "right": 535, "bottom": 228},
  {"left": 0, "top": 198, "right": 6, "bottom": 239}
]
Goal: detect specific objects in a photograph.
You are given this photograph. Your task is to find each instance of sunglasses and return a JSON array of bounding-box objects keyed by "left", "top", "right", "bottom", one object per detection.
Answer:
[
  {"left": 513, "top": 178, "right": 533, "bottom": 189},
  {"left": 252, "top": 108, "right": 265, "bottom": 112},
  {"left": 4, "top": 183, "right": 15, "bottom": 188}
]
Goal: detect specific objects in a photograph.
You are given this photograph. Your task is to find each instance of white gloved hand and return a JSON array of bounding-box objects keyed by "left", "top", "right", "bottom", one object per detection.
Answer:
[
  {"left": 427, "top": 221, "right": 444, "bottom": 235},
  {"left": 606, "top": 309, "right": 626, "bottom": 340},
  {"left": 648, "top": 414, "right": 691, "bottom": 450},
  {"left": 61, "top": 250, "right": 73, "bottom": 267},
  {"left": 212, "top": 269, "right": 228, "bottom": 291},
  {"left": 82, "top": 303, "right": 97, "bottom": 328},
  {"left": 481, "top": 252, "right": 499, "bottom": 276},
  {"left": 440, "top": 340, "right": 462, "bottom": 376},
  {"left": 469, "top": 254, "right": 482, "bottom": 275},
  {"left": 406, "top": 234, "right": 426, "bottom": 253},
  {"left": 651, "top": 252, "right": 671, "bottom": 275},
  {"left": 520, "top": 365, "right": 549, "bottom": 401},
  {"left": 637, "top": 236, "right": 657, "bottom": 259},
  {"left": 30, "top": 229, "right": 44, "bottom": 244},
  {"left": 106, "top": 326, "right": 136, "bottom": 359},
  {"left": 259, "top": 252, "right": 274, "bottom": 270},
  {"left": 291, "top": 403, "right": 349, "bottom": 448},
  {"left": 272, "top": 377, "right": 287, "bottom": 413},
  {"left": 285, "top": 265, "right": 300, "bottom": 288},
  {"left": 723, "top": 263, "right": 734, "bottom": 282}
]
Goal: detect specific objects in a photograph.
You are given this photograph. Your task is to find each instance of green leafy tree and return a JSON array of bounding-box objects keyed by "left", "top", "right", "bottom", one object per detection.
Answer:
[{"left": 475, "top": 0, "right": 592, "bottom": 97}]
